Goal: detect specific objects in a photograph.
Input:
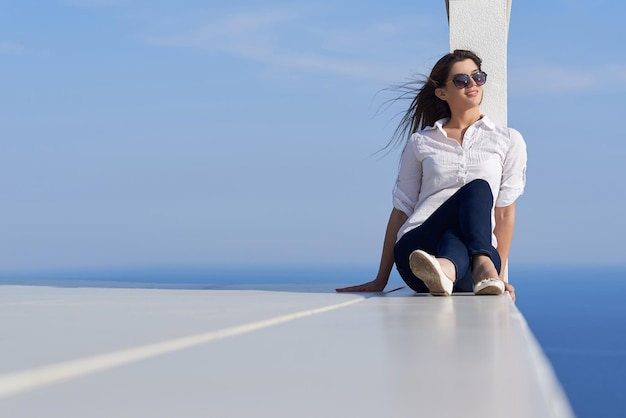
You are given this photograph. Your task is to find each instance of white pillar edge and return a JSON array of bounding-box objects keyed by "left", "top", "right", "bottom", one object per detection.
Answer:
[{"left": 446, "top": 0, "right": 511, "bottom": 126}]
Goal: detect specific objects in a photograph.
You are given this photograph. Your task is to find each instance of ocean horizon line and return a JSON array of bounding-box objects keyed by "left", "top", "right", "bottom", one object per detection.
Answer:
[{"left": 1, "top": 263, "right": 625, "bottom": 287}]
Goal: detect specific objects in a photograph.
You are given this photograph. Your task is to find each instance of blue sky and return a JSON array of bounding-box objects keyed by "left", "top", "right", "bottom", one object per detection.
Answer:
[{"left": 1, "top": 0, "right": 624, "bottom": 275}]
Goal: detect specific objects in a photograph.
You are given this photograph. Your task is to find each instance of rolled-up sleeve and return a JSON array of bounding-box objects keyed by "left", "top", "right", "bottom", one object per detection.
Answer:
[
  {"left": 392, "top": 136, "right": 422, "bottom": 216},
  {"left": 496, "top": 128, "right": 527, "bottom": 207}
]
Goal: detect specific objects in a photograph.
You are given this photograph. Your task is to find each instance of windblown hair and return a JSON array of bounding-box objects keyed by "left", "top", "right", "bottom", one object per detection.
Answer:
[{"left": 384, "top": 49, "right": 483, "bottom": 150}]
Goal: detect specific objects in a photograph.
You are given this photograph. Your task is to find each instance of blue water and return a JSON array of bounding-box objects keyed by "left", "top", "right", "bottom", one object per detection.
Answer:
[
  {"left": 2, "top": 264, "right": 625, "bottom": 417},
  {"left": 514, "top": 265, "right": 626, "bottom": 418}
]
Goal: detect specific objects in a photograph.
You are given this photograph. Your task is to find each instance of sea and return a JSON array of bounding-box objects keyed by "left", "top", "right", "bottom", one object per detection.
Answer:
[{"left": 2, "top": 264, "right": 624, "bottom": 418}]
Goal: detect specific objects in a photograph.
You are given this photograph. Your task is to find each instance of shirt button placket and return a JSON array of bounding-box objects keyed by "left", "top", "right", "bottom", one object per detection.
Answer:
[{"left": 457, "top": 146, "right": 466, "bottom": 183}]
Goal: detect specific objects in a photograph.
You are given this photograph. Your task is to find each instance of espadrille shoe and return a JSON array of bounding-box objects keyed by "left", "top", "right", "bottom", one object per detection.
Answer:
[
  {"left": 409, "top": 250, "right": 454, "bottom": 296},
  {"left": 473, "top": 278, "right": 505, "bottom": 295}
]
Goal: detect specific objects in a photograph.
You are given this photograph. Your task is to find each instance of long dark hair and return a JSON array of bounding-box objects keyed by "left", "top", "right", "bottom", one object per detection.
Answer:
[{"left": 384, "top": 49, "right": 483, "bottom": 150}]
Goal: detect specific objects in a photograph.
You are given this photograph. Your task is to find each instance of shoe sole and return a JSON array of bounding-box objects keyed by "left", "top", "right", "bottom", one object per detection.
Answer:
[
  {"left": 409, "top": 250, "right": 452, "bottom": 296},
  {"left": 473, "top": 279, "right": 505, "bottom": 296}
]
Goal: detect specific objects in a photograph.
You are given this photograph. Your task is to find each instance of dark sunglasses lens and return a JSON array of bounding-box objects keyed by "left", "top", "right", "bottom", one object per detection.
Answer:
[
  {"left": 472, "top": 71, "right": 487, "bottom": 86},
  {"left": 452, "top": 74, "right": 469, "bottom": 89}
]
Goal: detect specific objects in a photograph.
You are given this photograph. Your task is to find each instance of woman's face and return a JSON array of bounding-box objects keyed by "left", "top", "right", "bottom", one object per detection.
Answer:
[{"left": 436, "top": 59, "right": 483, "bottom": 111}]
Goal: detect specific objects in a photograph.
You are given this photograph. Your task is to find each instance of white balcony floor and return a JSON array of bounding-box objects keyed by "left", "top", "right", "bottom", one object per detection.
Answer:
[{"left": 0, "top": 284, "right": 574, "bottom": 417}]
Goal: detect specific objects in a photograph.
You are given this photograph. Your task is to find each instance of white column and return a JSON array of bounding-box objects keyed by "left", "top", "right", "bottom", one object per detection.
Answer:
[{"left": 446, "top": 0, "right": 511, "bottom": 126}]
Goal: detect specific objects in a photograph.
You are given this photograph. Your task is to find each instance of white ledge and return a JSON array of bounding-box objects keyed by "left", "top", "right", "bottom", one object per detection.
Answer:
[{"left": 0, "top": 285, "right": 574, "bottom": 417}]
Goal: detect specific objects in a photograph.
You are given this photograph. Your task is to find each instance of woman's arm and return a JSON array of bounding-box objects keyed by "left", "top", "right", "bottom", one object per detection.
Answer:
[
  {"left": 336, "top": 208, "right": 408, "bottom": 292},
  {"left": 494, "top": 202, "right": 516, "bottom": 281}
]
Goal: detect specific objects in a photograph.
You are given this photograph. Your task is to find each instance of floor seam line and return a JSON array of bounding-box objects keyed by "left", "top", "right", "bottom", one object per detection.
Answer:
[{"left": 0, "top": 296, "right": 365, "bottom": 399}]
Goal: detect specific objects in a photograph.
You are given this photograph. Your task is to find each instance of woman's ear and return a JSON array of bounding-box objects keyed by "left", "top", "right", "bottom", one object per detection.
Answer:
[{"left": 435, "top": 87, "right": 447, "bottom": 101}]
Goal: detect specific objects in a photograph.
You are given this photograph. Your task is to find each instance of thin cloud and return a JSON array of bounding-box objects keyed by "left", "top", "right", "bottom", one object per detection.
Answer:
[
  {"left": 0, "top": 40, "right": 24, "bottom": 54},
  {"left": 63, "top": 0, "right": 125, "bottom": 7},
  {"left": 146, "top": 8, "right": 444, "bottom": 83},
  {"left": 150, "top": 10, "right": 299, "bottom": 60},
  {"left": 510, "top": 63, "right": 626, "bottom": 96}
]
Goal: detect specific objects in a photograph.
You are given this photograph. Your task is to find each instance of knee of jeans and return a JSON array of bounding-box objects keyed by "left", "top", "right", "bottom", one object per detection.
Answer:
[
  {"left": 466, "top": 179, "right": 493, "bottom": 201},
  {"left": 467, "top": 178, "right": 490, "bottom": 190}
]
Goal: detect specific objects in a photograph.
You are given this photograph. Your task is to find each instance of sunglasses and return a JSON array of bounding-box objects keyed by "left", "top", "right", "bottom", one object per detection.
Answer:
[{"left": 446, "top": 71, "right": 487, "bottom": 89}]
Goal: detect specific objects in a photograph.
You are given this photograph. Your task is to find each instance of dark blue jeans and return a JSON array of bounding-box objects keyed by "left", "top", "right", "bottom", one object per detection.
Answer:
[{"left": 393, "top": 179, "right": 501, "bottom": 293}]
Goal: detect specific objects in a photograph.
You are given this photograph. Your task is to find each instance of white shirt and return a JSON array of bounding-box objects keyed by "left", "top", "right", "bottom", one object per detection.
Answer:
[{"left": 392, "top": 116, "right": 527, "bottom": 244}]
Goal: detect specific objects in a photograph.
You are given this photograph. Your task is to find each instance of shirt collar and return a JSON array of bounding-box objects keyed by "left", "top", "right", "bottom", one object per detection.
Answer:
[
  {"left": 425, "top": 118, "right": 447, "bottom": 135},
  {"left": 426, "top": 115, "right": 496, "bottom": 132},
  {"left": 478, "top": 115, "right": 496, "bottom": 130}
]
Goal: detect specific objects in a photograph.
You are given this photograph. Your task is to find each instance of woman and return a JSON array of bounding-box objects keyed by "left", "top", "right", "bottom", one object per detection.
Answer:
[{"left": 337, "top": 50, "right": 526, "bottom": 301}]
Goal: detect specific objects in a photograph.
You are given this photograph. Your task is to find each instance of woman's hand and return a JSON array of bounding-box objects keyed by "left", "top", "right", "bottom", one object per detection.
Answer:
[
  {"left": 504, "top": 282, "right": 516, "bottom": 302},
  {"left": 336, "top": 279, "right": 386, "bottom": 293}
]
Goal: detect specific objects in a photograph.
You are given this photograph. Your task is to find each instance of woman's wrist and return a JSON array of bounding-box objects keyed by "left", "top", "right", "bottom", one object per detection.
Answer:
[{"left": 374, "top": 273, "right": 390, "bottom": 286}]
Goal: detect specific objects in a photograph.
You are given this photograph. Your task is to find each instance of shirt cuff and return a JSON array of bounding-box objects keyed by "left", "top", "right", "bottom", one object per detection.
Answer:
[
  {"left": 392, "top": 191, "right": 415, "bottom": 216},
  {"left": 496, "top": 187, "right": 524, "bottom": 207}
]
